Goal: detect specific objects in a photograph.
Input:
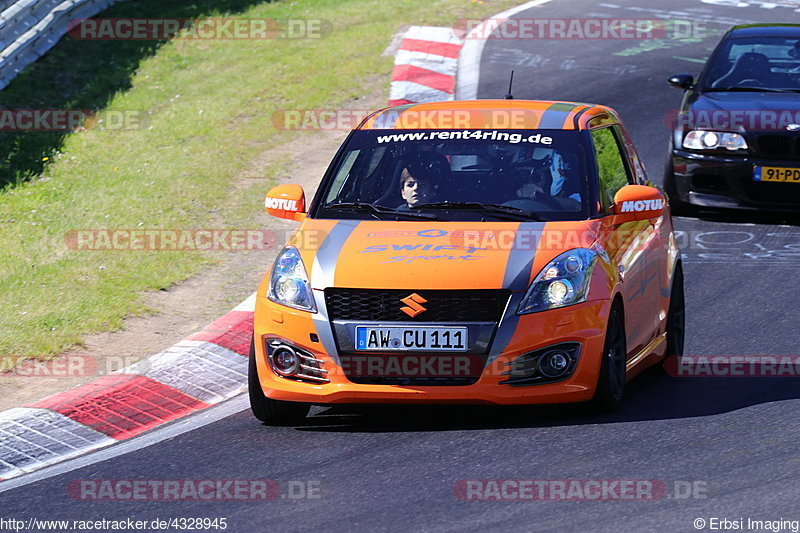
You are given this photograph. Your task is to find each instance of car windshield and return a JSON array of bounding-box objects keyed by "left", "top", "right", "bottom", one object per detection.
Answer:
[
  {"left": 701, "top": 35, "right": 800, "bottom": 91},
  {"left": 314, "top": 129, "right": 589, "bottom": 222}
]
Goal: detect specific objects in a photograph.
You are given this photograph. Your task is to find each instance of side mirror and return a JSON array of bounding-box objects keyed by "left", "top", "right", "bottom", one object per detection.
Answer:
[
  {"left": 265, "top": 184, "right": 306, "bottom": 221},
  {"left": 668, "top": 73, "right": 694, "bottom": 90},
  {"left": 611, "top": 185, "right": 665, "bottom": 223}
]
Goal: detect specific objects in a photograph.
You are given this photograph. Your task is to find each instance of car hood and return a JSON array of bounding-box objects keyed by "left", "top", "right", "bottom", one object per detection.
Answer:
[
  {"left": 289, "top": 219, "right": 601, "bottom": 291},
  {"left": 686, "top": 91, "right": 800, "bottom": 131}
]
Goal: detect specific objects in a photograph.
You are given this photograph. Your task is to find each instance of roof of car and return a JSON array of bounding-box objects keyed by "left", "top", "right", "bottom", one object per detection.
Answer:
[
  {"left": 727, "top": 23, "right": 800, "bottom": 38},
  {"left": 357, "top": 100, "right": 621, "bottom": 131}
]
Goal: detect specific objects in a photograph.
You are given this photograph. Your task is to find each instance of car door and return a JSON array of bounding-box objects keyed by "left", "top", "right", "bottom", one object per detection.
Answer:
[
  {"left": 617, "top": 123, "right": 674, "bottom": 344},
  {"left": 590, "top": 125, "right": 662, "bottom": 358}
]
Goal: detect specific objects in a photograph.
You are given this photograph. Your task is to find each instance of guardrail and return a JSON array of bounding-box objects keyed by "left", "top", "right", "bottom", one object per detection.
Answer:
[{"left": 0, "top": 0, "right": 120, "bottom": 90}]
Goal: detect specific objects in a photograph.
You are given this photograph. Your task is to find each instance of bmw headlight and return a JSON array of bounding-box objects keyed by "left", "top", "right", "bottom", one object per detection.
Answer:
[
  {"left": 517, "top": 249, "right": 597, "bottom": 314},
  {"left": 267, "top": 246, "right": 317, "bottom": 312},
  {"left": 682, "top": 130, "right": 747, "bottom": 151}
]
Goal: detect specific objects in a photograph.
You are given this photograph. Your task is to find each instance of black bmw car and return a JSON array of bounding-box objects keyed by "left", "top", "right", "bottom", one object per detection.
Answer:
[{"left": 664, "top": 24, "right": 800, "bottom": 215}]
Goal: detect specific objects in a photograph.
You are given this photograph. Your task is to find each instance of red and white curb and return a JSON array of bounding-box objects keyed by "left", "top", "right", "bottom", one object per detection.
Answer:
[
  {"left": 0, "top": 294, "right": 256, "bottom": 481},
  {"left": 389, "top": 26, "right": 464, "bottom": 106}
]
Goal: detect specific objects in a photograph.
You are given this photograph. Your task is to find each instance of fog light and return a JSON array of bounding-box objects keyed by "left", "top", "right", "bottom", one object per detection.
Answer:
[
  {"left": 539, "top": 350, "right": 570, "bottom": 378},
  {"left": 501, "top": 342, "right": 581, "bottom": 386},
  {"left": 271, "top": 346, "right": 299, "bottom": 376}
]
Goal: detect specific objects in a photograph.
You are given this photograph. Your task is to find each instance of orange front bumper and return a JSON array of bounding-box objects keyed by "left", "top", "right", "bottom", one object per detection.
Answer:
[{"left": 253, "top": 294, "right": 610, "bottom": 406}]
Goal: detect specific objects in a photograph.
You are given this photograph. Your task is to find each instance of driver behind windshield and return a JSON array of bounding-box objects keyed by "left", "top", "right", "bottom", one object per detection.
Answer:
[
  {"left": 397, "top": 154, "right": 447, "bottom": 208},
  {"left": 400, "top": 169, "right": 433, "bottom": 208},
  {"left": 515, "top": 148, "right": 581, "bottom": 203}
]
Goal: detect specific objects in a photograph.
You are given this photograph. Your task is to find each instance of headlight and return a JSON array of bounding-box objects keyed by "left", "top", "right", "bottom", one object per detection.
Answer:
[
  {"left": 682, "top": 130, "right": 747, "bottom": 151},
  {"left": 517, "top": 249, "right": 597, "bottom": 314},
  {"left": 267, "top": 246, "right": 317, "bottom": 312}
]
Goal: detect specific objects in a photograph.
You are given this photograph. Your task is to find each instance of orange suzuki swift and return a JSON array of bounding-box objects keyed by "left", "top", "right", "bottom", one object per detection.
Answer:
[{"left": 249, "top": 100, "right": 684, "bottom": 424}]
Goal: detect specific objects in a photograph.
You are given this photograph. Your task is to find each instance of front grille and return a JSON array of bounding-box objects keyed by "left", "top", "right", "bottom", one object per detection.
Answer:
[
  {"left": 324, "top": 288, "right": 511, "bottom": 323},
  {"left": 756, "top": 135, "right": 791, "bottom": 156},
  {"left": 751, "top": 134, "right": 800, "bottom": 159}
]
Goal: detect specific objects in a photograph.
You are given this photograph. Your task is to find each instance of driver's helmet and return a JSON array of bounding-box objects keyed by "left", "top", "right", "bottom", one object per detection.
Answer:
[{"left": 517, "top": 148, "right": 569, "bottom": 197}]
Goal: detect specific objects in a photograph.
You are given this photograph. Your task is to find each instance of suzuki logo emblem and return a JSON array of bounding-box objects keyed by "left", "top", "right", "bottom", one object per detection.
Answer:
[{"left": 400, "top": 293, "right": 427, "bottom": 318}]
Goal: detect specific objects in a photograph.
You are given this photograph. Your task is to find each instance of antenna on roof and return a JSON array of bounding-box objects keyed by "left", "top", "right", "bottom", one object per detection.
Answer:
[{"left": 504, "top": 70, "right": 515, "bottom": 100}]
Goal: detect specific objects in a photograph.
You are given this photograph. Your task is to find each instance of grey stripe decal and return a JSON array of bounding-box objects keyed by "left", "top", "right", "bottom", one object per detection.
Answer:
[
  {"left": 309, "top": 220, "right": 361, "bottom": 359},
  {"left": 538, "top": 102, "right": 578, "bottom": 129},
  {"left": 489, "top": 222, "right": 545, "bottom": 365},
  {"left": 502, "top": 222, "right": 545, "bottom": 291},
  {"left": 486, "top": 293, "right": 525, "bottom": 367},
  {"left": 310, "top": 220, "right": 361, "bottom": 290}
]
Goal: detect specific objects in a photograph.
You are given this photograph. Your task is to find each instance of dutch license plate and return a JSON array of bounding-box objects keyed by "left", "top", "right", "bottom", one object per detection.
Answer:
[
  {"left": 355, "top": 326, "right": 468, "bottom": 351},
  {"left": 754, "top": 166, "right": 800, "bottom": 183}
]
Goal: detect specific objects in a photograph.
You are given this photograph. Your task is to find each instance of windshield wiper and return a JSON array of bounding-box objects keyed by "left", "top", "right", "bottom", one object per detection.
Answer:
[
  {"left": 702, "top": 86, "right": 795, "bottom": 93},
  {"left": 325, "top": 202, "right": 439, "bottom": 220},
  {"left": 412, "top": 201, "right": 544, "bottom": 221}
]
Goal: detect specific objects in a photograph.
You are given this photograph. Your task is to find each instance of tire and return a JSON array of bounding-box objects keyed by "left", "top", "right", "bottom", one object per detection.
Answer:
[
  {"left": 248, "top": 337, "right": 311, "bottom": 425},
  {"left": 591, "top": 303, "right": 627, "bottom": 412},
  {"left": 663, "top": 159, "right": 694, "bottom": 217},
  {"left": 665, "top": 262, "right": 685, "bottom": 357}
]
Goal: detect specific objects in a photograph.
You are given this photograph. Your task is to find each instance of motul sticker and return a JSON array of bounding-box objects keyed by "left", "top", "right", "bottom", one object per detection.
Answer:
[
  {"left": 265, "top": 197, "right": 298, "bottom": 211},
  {"left": 620, "top": 199, "right": 663, "bottom": 213}
]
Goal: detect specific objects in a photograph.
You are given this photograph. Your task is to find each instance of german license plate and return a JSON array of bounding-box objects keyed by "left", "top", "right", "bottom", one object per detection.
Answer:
[
  {"left": 355, "top": 326, "right": 468, "bottom": 351},
  {"left": 754, "top": 166, "right": 800, "bottom": 183}
]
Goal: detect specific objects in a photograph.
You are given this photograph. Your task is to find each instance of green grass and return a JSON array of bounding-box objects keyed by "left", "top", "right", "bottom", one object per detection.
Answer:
[{"left": 0, "top": 0, "right": 522, "bottom": 357}]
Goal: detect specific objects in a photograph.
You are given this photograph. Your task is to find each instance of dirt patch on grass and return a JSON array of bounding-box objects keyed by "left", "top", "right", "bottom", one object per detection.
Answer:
[{"left": 0, "top": 89, "right": 386, "bottom": 411}]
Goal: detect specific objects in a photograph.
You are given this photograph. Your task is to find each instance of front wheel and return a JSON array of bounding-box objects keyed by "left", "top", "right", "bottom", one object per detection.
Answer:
[
  {"left": 591, "top": 304, "right": 627, "bottom": 412},
  {"left": 248, "top": 337, "right": 311, "bottom": 425}
]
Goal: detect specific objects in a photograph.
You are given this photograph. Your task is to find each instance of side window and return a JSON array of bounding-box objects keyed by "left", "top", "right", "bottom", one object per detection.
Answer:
[{"left": 590, "top": 127, "right": 630, "bottom": 212}]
